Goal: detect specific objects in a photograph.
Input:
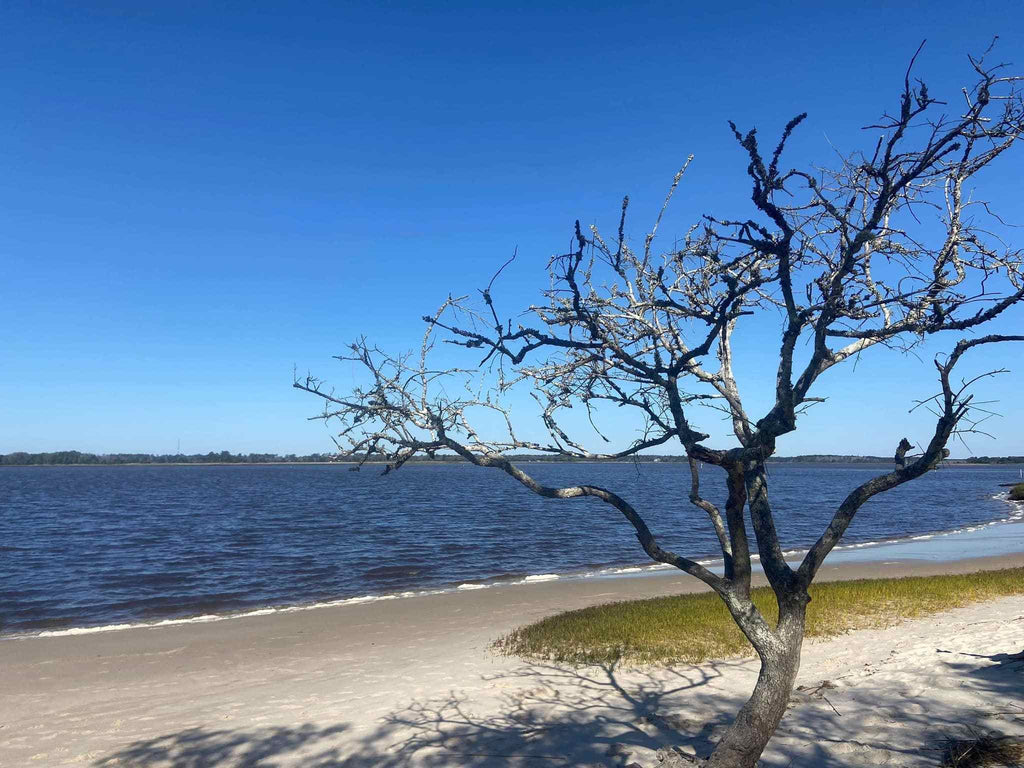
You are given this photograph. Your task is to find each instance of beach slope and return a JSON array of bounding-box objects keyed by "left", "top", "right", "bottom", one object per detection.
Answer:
[{"left": 2, "top": 555, "right": 1023, "bottom": 767}]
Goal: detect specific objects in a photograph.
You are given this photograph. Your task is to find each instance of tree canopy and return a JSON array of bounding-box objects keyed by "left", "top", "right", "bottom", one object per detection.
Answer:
[{"left": 298, "top": 47, "right": 1023, "bottom": 767}]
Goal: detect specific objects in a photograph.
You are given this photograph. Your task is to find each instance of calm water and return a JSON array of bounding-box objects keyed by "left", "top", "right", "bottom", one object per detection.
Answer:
[{"left": 0, "top": 462, "right": 1020, "bottom": 634}]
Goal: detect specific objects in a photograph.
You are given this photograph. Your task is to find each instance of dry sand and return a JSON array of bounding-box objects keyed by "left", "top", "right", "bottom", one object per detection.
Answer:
[{"left": 2, "top": 554, "right": 1023, "bottom": 767}]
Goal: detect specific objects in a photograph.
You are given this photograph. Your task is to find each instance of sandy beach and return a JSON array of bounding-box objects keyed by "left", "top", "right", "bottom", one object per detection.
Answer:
[{"left": 2, "top": 550, "right": 1023, "bottom": 767}]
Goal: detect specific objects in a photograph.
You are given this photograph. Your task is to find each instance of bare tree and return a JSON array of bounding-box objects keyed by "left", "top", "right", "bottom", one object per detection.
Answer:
[{"left": 297, "top": 48, "right": 1024, "bottom": 767}]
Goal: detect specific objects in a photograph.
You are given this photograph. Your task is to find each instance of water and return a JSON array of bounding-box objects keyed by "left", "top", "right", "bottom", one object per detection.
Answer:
[{"left": 0, "top": 462, "right": 1020, "bottom": 635}]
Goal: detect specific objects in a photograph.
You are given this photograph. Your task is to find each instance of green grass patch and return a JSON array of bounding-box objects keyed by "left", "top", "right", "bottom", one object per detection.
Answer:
[
  {"left": 493, "top": 567, "right": 1024, "bottom": 665},
  {"left": 1009, "top": 483, "right": 1024, "bottom": 501}
]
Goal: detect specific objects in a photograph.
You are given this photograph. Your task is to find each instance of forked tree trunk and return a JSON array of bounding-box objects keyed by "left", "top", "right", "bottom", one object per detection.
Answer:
[{"left": 703, "top": 604, "right": 806, "bottom": 768}]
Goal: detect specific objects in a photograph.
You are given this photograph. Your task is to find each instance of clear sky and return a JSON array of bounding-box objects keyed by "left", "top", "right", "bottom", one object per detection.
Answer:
[{"left": 2, "top": 1, "right": 1022, "bottom": 457}]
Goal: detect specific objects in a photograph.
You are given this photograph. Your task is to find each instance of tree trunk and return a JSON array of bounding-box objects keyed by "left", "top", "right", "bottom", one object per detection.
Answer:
[{"left": 703, "top": 610, "right": 805, "bottom": 768}]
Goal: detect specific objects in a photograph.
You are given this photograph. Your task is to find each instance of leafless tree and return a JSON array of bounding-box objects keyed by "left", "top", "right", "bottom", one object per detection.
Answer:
[{"left": 297, "top": 47, "right": 1024, "bottom": 767}]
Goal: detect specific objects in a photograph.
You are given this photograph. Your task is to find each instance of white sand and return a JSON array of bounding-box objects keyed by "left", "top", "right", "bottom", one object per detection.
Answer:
[{"left": 2, "top": 556, "right": 1022, "bottom": 767}]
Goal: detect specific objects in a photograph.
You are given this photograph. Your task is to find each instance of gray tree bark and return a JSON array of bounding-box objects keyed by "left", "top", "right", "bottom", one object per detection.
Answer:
[{"left": 705, "top": 599, "right": 806, "bottom": 767}]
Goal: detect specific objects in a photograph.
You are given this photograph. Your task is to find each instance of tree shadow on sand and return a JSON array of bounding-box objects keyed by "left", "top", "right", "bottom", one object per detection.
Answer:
[
  {"left": 93, "top": 660, "right": 743, "bottom": 767},
  {"left": 92, "top": 723, "right": 354, "bottom": 767},
  {"left": 380, "top": 660, "right": 744, "bottom": 766},
  {"left": 93, "top": 638, "right": 1024, "bottom": 767},
  {"left": 763, "top": 638, "right": 1024, "bottom": 767}
]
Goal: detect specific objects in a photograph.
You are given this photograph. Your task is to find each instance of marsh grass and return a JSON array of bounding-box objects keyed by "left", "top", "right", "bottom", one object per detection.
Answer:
[
  {"left": 1009, "top": 483, "right": 1024, "bottom": 502},
  {"left": 494, "top": 568, "right": 1024, "bottom": 665}
]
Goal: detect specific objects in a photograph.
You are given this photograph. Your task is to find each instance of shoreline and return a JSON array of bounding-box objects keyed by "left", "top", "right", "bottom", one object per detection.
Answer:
[
  {"left": 6, "top": 536, "right": 1024, "bottom": 645},
  {"left": 6, "top": 496, "right": 1021, "bottom": 641},
  {"left": 3, "top": 552, "right": 1024, "bottom": 766},
  {"left": 7, "top": 550, "right": 1024, "bottom": 653}
]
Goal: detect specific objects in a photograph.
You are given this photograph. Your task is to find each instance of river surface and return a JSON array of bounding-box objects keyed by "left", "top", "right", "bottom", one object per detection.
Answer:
[{"left": 1, "top": 462, "right": 1021, "bottom": 635}]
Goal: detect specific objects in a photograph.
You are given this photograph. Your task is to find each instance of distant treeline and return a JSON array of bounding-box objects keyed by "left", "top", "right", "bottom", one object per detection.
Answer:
[
  {"left": 769, "top": 455, "right": 1021, "bottom": 464},
  {"left": 3, "top": 451, "right": 1022, "bottom": 467},
  {"left": 503, "top": 454, "right": 1023, "bottom": 464},
  {"left": 0, "top": 450, "right": 332, "bottom": 466},
  {"left": 484, "top": 454, "right": 900, "bottom": 464},
  {"left": 958, "top": 456, "right": 1024, "bottom": 465}
]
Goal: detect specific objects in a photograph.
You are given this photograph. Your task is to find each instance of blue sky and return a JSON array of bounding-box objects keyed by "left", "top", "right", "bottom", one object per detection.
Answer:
[{"left": 1, "top": 1, "right": 1022, "bottom": 457}]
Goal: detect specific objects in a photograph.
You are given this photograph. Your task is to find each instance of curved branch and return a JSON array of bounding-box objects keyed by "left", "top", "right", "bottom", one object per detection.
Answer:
[
  {"left": 797, "top": 334, "right": 1024, "bottom": 584},
  {"left": 439, "top": 435, "right": 728, "bottom": 594}
]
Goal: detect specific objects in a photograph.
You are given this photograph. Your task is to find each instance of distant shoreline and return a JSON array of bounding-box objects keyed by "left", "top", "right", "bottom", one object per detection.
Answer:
[
  {"left": 5, "top": 444, "right": 1024, "bottom": 468},
  {"left": 3, "top": 458, "right": 1023, "bottom": 468},
  {"left": 2, "top": 461, "right": 339, "bottom": 467}
]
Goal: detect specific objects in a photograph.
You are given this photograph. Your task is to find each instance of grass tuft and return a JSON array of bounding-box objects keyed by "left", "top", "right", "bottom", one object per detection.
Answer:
[
  {"left": 493, "top": 567, "right": 1024, "bottom": 665},
  {"left": 1009, "top": 483, "right": 1024, "bottom": 502},
  {"left": 942, "top": 732, "right": 1024, "bottom": 767}
]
